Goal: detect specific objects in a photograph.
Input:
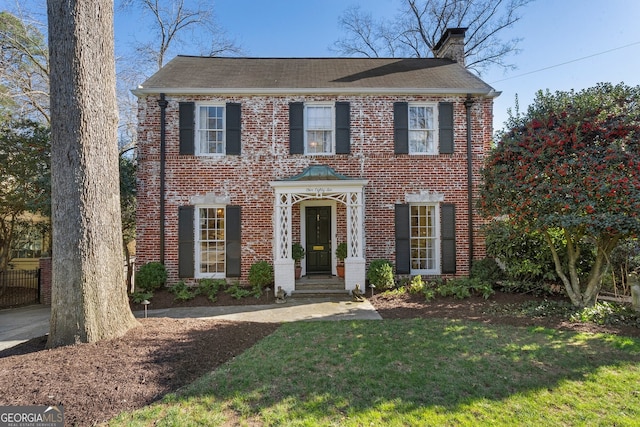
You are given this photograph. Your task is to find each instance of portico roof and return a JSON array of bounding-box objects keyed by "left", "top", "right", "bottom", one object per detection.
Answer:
[{"left": 283, "top": 165, "right": 354, "bottom": 181}]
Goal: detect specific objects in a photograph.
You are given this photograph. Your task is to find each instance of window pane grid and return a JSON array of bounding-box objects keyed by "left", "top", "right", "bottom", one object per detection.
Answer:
[
  {"left": 410, "top": 205, "right": 436, "bottom": 271},
  {"left": 198, "top": 106, "right": 224, "bottom": 154},
  {"left": 198, "top": 207, "right": 225, "bottom": 274},
  {"left": 305, "top": 106, "right": 333, "bottom": 154},
  {"left": 409, "top": 105, "right": 435, "bottom": 154}
]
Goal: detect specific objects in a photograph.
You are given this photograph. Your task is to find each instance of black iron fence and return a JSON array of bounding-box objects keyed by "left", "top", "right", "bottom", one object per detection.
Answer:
[{"left": 0, "top": 269, "right": 41, "bottom": 308}]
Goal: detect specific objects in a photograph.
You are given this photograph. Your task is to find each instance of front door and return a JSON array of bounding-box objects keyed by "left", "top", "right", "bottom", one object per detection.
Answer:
[{"left": 305, "top": 206, "right": 332, "bottom": 273}]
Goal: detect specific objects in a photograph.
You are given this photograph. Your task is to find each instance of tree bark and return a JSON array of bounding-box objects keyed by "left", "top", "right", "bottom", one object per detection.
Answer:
[{"left": 46, "top": 0, "right": 139, "bottom": 347}]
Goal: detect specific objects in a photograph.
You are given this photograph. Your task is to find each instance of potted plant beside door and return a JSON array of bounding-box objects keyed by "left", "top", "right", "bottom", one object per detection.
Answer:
[
  {"left": 292, "top": 243, "right": 305, "bottom": 279},
  {"left": 336, "top": 242, "right": 347, "bottom": 278}
]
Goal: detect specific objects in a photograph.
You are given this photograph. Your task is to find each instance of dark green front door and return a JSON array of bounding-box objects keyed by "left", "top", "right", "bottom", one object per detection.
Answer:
[{"left": 305, "top": 206, "right": 331, "bottom": 273}]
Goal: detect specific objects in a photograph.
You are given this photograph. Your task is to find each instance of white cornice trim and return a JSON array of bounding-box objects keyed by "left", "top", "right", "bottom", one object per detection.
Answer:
[{"left": 132, "top": 86, "right": 500, "bottom": 98}]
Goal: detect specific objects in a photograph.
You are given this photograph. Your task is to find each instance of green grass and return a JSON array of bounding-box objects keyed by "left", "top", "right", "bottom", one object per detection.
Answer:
[{"left": 109, "top": 319, "right": 640, "bottom": 426}]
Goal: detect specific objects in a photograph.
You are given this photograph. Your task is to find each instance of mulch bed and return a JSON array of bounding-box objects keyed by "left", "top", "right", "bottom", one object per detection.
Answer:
[{"left": 1, "top": 289, "right": 638, "bottom": 426}]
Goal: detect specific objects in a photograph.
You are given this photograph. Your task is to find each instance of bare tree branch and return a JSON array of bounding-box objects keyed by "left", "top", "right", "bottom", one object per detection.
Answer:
[{"left": 333, "top": 0, "right": 534, "bottom": 75}]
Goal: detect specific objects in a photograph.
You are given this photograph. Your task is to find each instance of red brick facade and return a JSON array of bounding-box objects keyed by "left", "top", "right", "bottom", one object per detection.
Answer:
[{"left": 136, "top": 94, "right": 493, "bottom": 285}]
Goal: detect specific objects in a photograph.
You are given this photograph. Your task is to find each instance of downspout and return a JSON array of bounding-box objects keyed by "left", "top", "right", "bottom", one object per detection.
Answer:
[
  {"left": 158, "top": 93, "right": 168, "bottom": 264},
  {"left": 464, "top": 94, "right": 475, "bottom": 268}
]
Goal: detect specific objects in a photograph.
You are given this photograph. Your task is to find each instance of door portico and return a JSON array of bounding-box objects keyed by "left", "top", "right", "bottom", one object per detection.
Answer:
[{"left": 269, "top": 165, "right": 368, "bottom": 295}]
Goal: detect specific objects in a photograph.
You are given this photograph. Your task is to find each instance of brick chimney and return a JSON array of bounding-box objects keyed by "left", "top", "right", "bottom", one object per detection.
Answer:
[{"left": 433, "top": 27, "right": 467, "bottom": 65}]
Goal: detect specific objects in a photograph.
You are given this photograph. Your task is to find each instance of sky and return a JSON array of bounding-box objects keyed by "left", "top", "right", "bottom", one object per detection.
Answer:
[
  {"left": 201, "top": 0, "right": 640, "bottom": 132},
  {"left": 5, "top": 0, "right": 640, "bottom": 132}
]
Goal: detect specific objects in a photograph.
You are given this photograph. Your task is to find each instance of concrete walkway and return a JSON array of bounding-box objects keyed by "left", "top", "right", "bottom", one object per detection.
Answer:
[{"left": 0, "top": 297, "right": 381, "bottom": 351}]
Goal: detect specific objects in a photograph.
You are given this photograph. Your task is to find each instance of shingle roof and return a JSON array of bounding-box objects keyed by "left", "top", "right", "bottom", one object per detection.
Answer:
[{"left": 135, "top": 56, "right": 497, "bottom": 96}]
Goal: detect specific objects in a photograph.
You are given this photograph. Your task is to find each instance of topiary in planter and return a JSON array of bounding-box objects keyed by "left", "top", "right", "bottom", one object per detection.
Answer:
[
  {"left": 135, "top": 262, "right": 167, "bottom": 292},
  {"left": 367, "top": 259, "right": 394, "bottom": 290}
]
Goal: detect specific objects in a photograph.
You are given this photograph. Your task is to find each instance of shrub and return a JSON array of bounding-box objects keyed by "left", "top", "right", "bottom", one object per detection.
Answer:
[
  {"left": 471, "top": 258, "right": 504, "bottom": 283},
  {"left": 367, "top": 259, "right": 394, "bottom": 290},
  {"left": 225, "top": 281, "right": 253, "bottom": 299},
  {"left": 292, "top": 243, "right": 305, "bottom": 264},
  {"left": 168, "top": 281, "right": 197, "bottom": 301},
  {"left": 198, "top": 278, "right": 226, "bottom": 302},
  {"left": 569, "top": 301, "right": 640, "bottom": 327},
  {"left": 335, "top": 242, "right": 348, "bottom": 262},
  {"left": 135, "top": 262, "right": 167, "bottom": 292},
  {"left": 407, "top": 275, "right": 426, "bottom": 294},
  {"left": 437, "top": 277, "right": 494, "bottom": 300},
  {"left": 248, "top": 261, "right": 274, "bottom": 288},
  {"left": 130, "top": 290, "right": 153, "bottom": 304}
]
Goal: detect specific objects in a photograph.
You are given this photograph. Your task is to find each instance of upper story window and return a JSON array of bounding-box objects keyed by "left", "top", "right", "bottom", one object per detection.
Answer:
[
  {"left": 289, "top": 101, "right": 351, "bottom": 155},
  {"left": 394, "top": 101, "right": 454, "bottom": 155},
  {"left": 178, "top": 102, "right": 241, "bottom": 156},
  {"left": 409, "top": 104, "right": 437, "bottom": 154},
  {"left": 305, "top": 104, "right": 334, "bottom": 154},
  {"left": 197, "top": 105, "right": 225, "bottom": 155}
]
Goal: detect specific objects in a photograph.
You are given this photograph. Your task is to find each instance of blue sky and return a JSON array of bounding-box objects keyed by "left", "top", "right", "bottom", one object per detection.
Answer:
[
  {"left": 6, "top": 0, "right": 640, "bottom": 132},
  {"left": 184, "top": 0, "right": 640, "bottom": 132}
]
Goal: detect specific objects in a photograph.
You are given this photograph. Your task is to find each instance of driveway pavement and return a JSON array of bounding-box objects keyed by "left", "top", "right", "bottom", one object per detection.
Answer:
[{"left": 0, "top": 297, "right": 381, "bottom": 351}]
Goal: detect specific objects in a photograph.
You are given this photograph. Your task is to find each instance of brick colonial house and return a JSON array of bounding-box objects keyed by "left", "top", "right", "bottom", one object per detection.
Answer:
[{"left": 134, "top": 29, "right": 498, "bottom": 295}]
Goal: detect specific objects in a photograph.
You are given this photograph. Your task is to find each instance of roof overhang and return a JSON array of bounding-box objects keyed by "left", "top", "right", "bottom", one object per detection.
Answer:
[{"left": 132, "top": 86, "right": 501, "bottom": 98}]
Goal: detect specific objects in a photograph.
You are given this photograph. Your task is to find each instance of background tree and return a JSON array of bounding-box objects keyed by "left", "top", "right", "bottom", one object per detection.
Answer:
[
  {"left": 333, "top": 0, "right": 533, "bottom": 74},
  {"left": 119, "top": 155, "right": 137, "bottom": 290},
  {"left": 116, "top": 0, "right": 243, "bottom": 155},
  {"left": 0, "top": 11, "right": 50, "bottom": 123},
  {"left": 0, "top": 119, "right": 49, "bottom": 280},
  {"left": 46, "top": 0, "right": 138, "bottom": 348},
  {"left": 480, "top": 83, "right": 640, "bottom": 307}
]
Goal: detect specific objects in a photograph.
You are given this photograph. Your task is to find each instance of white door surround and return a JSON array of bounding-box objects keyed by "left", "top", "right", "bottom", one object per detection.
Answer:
[{"left": 269, "top": 166, "right": 368, "bottom": 295}]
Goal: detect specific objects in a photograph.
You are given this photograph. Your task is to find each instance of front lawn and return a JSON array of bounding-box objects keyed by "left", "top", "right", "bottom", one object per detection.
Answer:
[{"left": 110, "top": 318, "right": 640, "bottom": 426}]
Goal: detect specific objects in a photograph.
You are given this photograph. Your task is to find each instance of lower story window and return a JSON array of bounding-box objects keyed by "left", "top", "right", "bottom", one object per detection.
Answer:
[
  {"left": 197, "top": 206, "right": 225, "bottom": 276},
  {"left": 410, "top": 204, "right": 439, "bottom": 274}
]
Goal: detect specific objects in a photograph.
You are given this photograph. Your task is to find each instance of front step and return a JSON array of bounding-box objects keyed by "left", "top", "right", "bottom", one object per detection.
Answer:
[{"left": 292, "top": 275, "right": 349, "bottom": 298}]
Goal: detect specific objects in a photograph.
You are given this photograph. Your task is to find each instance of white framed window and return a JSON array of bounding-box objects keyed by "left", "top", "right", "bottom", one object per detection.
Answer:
[
  {"left": 196, "top": 104, "right": 225, "bottom": 155},
  {"left": 195, "top": 206, "right": 225, "bottom": 278},
  {"left": 305, "top": 104, "right": 334, "bottom": 154},
  {"left": 410, "top": 204, "right": 440, "bottom": 274},
  {"left": 409, "top": 103, "right": 438, "bottom": 154}
]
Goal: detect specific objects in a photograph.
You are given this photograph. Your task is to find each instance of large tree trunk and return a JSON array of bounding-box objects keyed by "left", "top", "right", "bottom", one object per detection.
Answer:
[{"left": 46, "top": 0, "right": 138, "bottom": 348}]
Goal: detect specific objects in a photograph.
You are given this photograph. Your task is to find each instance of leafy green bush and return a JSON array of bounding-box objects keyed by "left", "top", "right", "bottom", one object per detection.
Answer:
[
  {"left": 292, "top": 243, "right": 305, "bottom": 264},
  {"left": 168, "top": 281, "right": 197, "bottom": 301},
  {"left": 436, "top": 277, "right": 494, "bottom": 300},
  {"left": 483, "top": 219, "right": 595, "bottom": 293},
  {"left": 407, "top": 275, "right": 426, "bottom": 294},
  {"left": 570, "top": 301, "right": 640, "bottom": 327},
  {"left": 471, "top": 258, "right": 504, "bottom": 283},
  {"left": 335, "top": 242, "right": 347, "bottom": 262},
  {"left": 198, "top": 278, "right": 226, "bottom": 302},
  {"left": 135, "top": 262, "right": 167, "bottom": 292},
  {"left": 248, "top": 261, "right": 274, "bottom": 287},
  {"left": 130, "top": 290, "right": 153, "bottom": 304},
  {"left": 225, "top": 281, "right": 253, "bottom": 299},
  {"left": 367, "top": 259, "right": 394, "bottom": 290}
]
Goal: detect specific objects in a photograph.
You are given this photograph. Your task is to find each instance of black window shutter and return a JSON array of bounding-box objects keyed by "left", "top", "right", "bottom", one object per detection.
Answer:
[
  {"left": 441, "top": 203, "right": 456, "bottom": 274},
  {"left": 394, "top": 102, "right": 408, "bottom": 154},
  {"left": 178, "top": 205, "right": 195, "bottom": 278},
  {"left": 395, "top": 204, "right": 411, "bottom": 274},
  {"left": 226, "top": 205, "right": 242, "bottom": 277},
  {"left": 289, "top": 102, "right": 304, "bottom": 154},
  {"left": 226, "top": 102, "right": 241, "bottom": 155},
  {"left": 335, "top": 102, "right": 351, "bottom": 154},
  {"left": 439, "top": 102, "right": 454, "bottom": 154},
  {"left": 179, "top": 102, "right": 195, "bottom": 155}
]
